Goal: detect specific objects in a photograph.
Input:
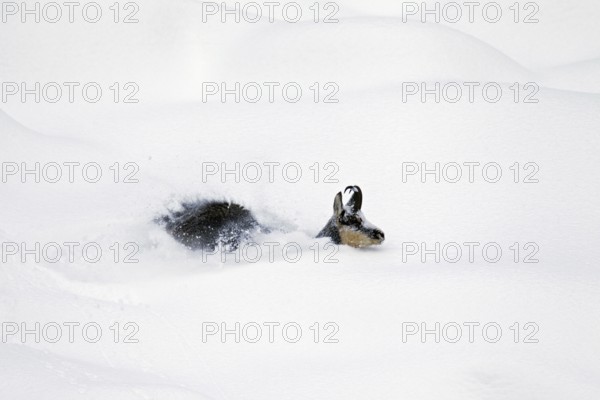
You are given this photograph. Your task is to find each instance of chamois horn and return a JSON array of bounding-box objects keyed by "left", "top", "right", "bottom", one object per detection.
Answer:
[{"left": 344, "top": 185, "right": 363, "bottom": 212}]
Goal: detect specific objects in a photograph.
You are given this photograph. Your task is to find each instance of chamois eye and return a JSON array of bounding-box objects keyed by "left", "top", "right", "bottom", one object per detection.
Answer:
[{"left": 343, "top": 215, "right": 360, "bottom": 226}]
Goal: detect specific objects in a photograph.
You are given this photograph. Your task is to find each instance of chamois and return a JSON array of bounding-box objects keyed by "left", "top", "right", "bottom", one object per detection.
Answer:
[
  {"left": 316, "top": 186, "right": 385, "bottom": 247},
  {"left": 160, "top": 186, "right": 384, "bottom": 250}
]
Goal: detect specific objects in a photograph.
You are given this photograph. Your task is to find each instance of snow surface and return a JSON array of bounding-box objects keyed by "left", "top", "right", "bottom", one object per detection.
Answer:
[{"left": 1, "top": 0, "right": 600, "bottom": 399}]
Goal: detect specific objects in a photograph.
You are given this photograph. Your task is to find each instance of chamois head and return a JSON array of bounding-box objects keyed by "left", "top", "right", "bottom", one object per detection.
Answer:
[{"left": 316, "top": 186, "right": 385, "bottom": 248}]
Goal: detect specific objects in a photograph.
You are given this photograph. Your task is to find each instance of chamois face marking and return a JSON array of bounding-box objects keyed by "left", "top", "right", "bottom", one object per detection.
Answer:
[{"left": 316, "top": 186, "right": 385, "bottom": 247}]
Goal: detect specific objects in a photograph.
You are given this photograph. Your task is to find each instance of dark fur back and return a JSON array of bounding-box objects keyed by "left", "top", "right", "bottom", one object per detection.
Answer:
[
  {"left": 161, "top": 200, "right": 262, "bottom": 250},
  {"left": 316, "top": 217, "right": 341, "bottom": 244}
]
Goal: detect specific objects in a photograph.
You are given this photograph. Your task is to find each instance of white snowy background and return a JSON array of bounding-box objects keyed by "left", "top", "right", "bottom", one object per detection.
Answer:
[{"left": 1, "top": 0, "right": 600, "bottom": 399}]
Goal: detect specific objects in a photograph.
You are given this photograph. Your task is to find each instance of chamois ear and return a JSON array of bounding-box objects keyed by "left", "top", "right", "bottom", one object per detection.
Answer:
[{"left": 333, "top": 192, "right": 344, "bottom": 216}]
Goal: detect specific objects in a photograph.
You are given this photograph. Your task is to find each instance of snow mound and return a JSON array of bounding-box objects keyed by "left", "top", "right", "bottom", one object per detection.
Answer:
[{"left": 216, "top": 18, "right": 533, "bottom": 89}]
